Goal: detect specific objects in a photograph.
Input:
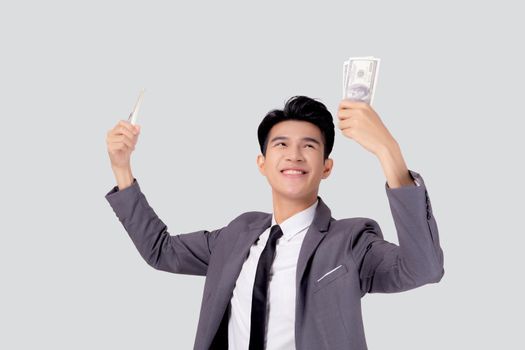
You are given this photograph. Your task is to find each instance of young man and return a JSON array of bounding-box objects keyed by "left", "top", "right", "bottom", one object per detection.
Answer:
[{"left": 105, "top": 96, "right": 444, "bottom": 350}]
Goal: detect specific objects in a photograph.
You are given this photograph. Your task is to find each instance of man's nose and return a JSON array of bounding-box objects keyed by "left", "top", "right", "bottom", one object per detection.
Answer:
[{"left": 285, "top": 146, "right": 304, "bottom": 161}]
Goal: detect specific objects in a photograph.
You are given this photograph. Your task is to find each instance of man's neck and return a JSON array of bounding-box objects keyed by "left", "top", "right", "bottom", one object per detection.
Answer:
[{"left": 271, "top": 192, "right": 318, "bottom": 224}]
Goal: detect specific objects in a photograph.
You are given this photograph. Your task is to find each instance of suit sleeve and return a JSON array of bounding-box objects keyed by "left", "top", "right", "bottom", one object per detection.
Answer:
[
  {"left": 105, "top": 178, "right": 226, "bottom": 276},
  {"left": 351, "top": 169, "right": 444, "bottom": 294}
]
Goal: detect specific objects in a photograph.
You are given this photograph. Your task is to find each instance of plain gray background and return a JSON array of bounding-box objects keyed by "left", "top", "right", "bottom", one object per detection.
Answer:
[{"left": 1, "top": 0, "right": 524, "bottom": 348}]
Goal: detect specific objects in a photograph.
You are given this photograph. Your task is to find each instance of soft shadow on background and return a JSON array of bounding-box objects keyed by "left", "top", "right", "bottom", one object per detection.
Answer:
[{"left": 1, "top": 0, "right": 523, "bottom": 348}]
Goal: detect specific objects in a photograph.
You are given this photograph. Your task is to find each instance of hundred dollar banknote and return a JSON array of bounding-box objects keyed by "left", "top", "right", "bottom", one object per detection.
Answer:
[{"left": 343, "top": 57, "right": 380, "bottom": 105}]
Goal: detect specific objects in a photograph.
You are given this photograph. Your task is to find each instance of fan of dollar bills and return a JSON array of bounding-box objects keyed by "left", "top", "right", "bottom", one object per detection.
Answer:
[{"left": 342, "top": 57, "right": 380, "bottom": 105}]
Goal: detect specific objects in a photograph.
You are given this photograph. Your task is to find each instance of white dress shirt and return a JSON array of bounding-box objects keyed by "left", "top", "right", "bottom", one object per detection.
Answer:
[{"left": 227, "top": 179, "right": 419, "bottom": 349}]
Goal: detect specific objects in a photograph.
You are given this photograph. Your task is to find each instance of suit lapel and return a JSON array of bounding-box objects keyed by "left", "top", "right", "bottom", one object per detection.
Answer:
[
  {"left": 296, "top": 195, "right": 332, "bottom": 289},
  {"left": 220, "top": 215, "right": 272, "bottom": 296}
]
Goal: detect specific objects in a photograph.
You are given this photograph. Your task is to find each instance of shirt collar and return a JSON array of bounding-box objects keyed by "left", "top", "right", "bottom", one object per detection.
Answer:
[{"left": 271, "top": 199, "right": 318, "bottom": 241}]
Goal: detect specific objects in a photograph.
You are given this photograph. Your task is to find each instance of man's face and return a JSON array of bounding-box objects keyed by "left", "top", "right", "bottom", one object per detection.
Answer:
[{"left": 257, "top": 120, "right": 333, "bottom": 201}]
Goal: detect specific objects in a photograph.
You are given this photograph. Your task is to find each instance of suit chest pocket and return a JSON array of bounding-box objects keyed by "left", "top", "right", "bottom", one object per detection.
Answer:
[{"left": 313, "top": 263, "right": 349, "bottom": 294}]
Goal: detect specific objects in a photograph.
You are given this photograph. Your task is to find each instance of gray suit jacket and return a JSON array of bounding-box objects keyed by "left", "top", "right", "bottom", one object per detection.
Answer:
[{"left": 105, "top": 169, "right": 444, "bottom": 350}]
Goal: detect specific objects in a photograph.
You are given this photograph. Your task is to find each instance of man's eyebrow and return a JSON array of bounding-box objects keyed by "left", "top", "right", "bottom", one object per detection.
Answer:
[{"left": 269, "top": 136, "right": 322, "bottom": 145}]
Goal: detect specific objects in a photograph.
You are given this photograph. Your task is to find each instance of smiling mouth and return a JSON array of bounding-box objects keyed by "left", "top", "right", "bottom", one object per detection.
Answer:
[{"left": 281, "top": 169, "right": 308, "bottom": 176}]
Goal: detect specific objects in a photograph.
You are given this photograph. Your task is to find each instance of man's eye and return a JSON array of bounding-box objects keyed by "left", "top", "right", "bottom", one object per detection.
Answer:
[
  {"left": 276, "top": 142, "right": 286, "bottom": 146},
  {"left": 306, "top": 144, "right": 314, "bottom": 148}
]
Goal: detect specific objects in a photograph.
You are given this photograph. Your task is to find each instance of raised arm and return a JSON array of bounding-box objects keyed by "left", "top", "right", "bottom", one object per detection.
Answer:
[
  {"left": 105, "top": 120, "right": 225, "bottom": 275},
  {"left": 351, "top": 170, "right": 444, "bottom": 294},
  {"left": 105, "top": 179, "right": 226, "bottom": 275},
  {"left": 336, "top": 100, "right": 444, "bottom": 294}
]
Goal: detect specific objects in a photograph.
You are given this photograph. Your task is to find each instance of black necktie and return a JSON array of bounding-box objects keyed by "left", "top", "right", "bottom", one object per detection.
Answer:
[{"left": 249, "top": 224, "right": 283, "bottom": 350}]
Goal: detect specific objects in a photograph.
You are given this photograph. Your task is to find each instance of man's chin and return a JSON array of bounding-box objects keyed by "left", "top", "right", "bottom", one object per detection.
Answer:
[{"left": 273, "top": 187, "right": 314, "bottom": 201}]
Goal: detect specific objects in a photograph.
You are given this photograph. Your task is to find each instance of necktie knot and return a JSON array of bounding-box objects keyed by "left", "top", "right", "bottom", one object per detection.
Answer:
[{"left": 269, "top": 224, "right": 283, "bottom": 243}]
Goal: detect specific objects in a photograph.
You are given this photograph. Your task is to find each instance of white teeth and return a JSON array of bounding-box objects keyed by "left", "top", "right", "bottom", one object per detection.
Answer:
[{"left": 283, "top": 170, "right": 305, "bottom": 175}]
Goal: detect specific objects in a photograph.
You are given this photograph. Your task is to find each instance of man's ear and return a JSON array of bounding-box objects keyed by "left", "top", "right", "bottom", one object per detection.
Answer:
[
  {"left": 256, "top": 154, "right": 266, "bottom": 175},
  {"left": 322, "top": 158, "right": 334, "bottom": 179}
]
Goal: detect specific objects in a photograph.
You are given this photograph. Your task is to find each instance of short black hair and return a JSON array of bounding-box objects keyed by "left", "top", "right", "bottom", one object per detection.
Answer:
[{"left": 257, "top": 95, "right": 335, "bottom": 160}]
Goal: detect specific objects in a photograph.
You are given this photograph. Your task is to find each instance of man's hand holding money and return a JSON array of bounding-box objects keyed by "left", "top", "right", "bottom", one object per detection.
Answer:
[
  {"left": 337, "top": 100, "right": 396, "bottom": 157},
  {"left": 340, "top": 57, "right": 413, "bottom": 188},
  {"left": 340, "top": 56, "right": 396, "bottom": 155}
]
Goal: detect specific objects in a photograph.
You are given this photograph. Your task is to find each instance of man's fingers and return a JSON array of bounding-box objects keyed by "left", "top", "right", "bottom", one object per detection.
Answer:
[
  {"left": 107, "top": 134, "right": 135, "bottom": 150},
  {"left": 117, "top": 120, "right": 140, "bottom": 136},
  {"left": 105, "top": 120, "right": 140, "bottom": 153},
  {"left": 337, "top": 118, "right": 354, "bottom": 130},
  {"left": 118, "top": 120, "right": 139, "bottom": 133},
  {"left": 117, "top": 125, "right": 137, "bottom": 140},
  {"left": 109, "top": 138, "right": 134, "bottom": 151},
  {"left": 120, "top": 135, "right": 135, "bottom": 149},
  {"left": 106, "top": 122, "right": 138, "bottom": 141},
  {"left": 337, "top": 109, "right": 355, "bottom": 120}
]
